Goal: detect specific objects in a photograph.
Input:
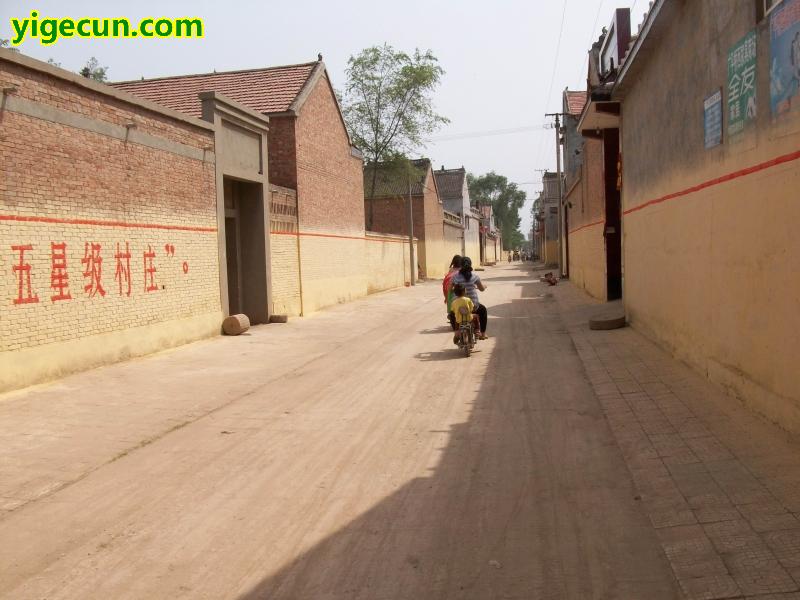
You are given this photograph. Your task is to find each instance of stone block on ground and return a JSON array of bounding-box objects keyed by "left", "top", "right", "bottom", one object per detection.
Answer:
[
  {"left": 589, "top": 300, "right": 626, "bottom": 330},
  {"left": 222, "top": 314, "right": 250, "bottom": 335}
]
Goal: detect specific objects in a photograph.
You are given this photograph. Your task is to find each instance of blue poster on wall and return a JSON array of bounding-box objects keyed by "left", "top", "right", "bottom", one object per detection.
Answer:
[
  {"left": 770, "top": 0, "right": 800, "bottom": 116},
  {"left": 704, "top": 90, "right": 723, "bottom": 149}
]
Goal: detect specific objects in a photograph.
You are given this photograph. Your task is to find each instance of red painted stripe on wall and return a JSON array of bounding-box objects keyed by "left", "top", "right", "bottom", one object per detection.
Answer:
[
  {"left": 0, "top": 214, "right": 217, "bottom": 233},
  {"left": 624, "top": 149, "right": 800, "bottom": 216},
  {"left": 569, "top": 219, "right": 604, "bottom": 235}
]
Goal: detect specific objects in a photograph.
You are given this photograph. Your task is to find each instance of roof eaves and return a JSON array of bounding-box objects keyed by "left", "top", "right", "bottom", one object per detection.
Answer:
[
  {"left": 613, "top": 0, "right": 667, "bottom": 97},
  {"left": 112, "top": 60, "right": 319, "bottom": 86},
  {"left": 0, "top": 48, "right": 214, "bottom": 132},
  {"left": 288, "top": 60, "right": 324, "bottom": 114},
  {"left": 290, "top": 60, "right": 355, "bottom": 148}
]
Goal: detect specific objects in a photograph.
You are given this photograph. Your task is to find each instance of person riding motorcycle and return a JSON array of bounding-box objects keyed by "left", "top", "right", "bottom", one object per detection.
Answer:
[
  {"left": 443, "top": 255, "right": 462, "bottom": 328},
  {"left": 449, "top": 257, "right": 488, "bottom": 340}
]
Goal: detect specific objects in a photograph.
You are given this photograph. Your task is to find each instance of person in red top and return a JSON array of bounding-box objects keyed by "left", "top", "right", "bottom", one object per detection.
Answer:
[{"left": 443, "top": 255, "right": 462, "bottom": 330}]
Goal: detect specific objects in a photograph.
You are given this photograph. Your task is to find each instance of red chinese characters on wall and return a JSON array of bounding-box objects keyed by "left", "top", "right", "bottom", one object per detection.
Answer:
[
  {"left": 50, "top": 242, "right": 72, "bottom": 302},
  {"left": 114, "top": 242, "right": 132, "bottom": 297},
  {"left": 81, "top": 242, "right": 106, "bottom": 298},
  {"left": 143, "top": 245, "right": 158, "bottom": 293},
  {"left": 11, "top": 244, "right": 39, "bottom": 305},
  {"left": 8, "top": 241, "right": 190, "bottom": 306}
]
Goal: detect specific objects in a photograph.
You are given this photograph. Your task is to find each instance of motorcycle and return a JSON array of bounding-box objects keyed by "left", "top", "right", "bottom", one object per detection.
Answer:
[{"left": 455, "top": 305, "right": 476, "bottom": 357}]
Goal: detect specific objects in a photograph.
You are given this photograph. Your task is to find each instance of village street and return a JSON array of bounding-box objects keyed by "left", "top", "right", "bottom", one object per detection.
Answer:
[{"left": 1, "top": 263, "right": 798, "bottom": 599}]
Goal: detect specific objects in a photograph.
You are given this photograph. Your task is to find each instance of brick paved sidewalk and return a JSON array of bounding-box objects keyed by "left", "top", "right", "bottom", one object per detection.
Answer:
[{"left": 559, "top": 285, "right": 800, "bottom": 600}]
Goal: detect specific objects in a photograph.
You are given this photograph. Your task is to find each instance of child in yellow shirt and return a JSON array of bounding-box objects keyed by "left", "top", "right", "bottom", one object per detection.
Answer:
[{"left": 450, "top": 283, "right": 481, "bottom": 343}]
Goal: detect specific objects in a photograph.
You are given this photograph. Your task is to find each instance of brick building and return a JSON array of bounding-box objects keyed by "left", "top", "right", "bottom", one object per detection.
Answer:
[
  {"left": 114, "top": 57, "right": 367, "bottom": 315},
  {"left": 364, "top": 159, "right": 461, "bottom": 279},
  {"left": 575, "top": 14, "right": 626, "bottom": 301},
  {"left": 563, "top": 87, "right": 613, "bottom": 301},
  {"left": 433, "top": 167, "right": 482, "bottom": 262},
  {"left": 536, "top": 172, "right": 561, "bottom": 267},
  {"left": 478, "top": 204, "right": 502, "bottom": 264},
  {"left": 0, "top": 49, "right": 222, "bottom": 391}
]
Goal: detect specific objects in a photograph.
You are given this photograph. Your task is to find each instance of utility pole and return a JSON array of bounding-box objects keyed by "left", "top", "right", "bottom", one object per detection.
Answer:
[
  {"left": 545, "top": 112, "right": 564, "bottom": 277},
  {"left": 408, "top": 176, "right": 416, "bottom": 286}
]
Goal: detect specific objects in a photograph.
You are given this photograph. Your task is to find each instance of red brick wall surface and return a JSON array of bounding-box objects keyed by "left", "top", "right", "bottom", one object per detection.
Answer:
[
  {"left": 295, "top": 74, "right": 364, "bottom": 235},
  {"left": 291, "top": 72, "right": 367, "bottom": 311},
  {"left": 366, "top": 196, "right": 425, "bottom": 240},
  {"left": 0, "top": 58, "right": 220, "bottom": 387},
  {"left": 267, "top": 116, "right": 297, "bottom": 190}
]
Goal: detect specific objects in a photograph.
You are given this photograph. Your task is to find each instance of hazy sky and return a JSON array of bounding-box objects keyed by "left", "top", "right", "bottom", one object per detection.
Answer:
[{"left": 1, "top": 0, "right": 648, "bottom": 235}]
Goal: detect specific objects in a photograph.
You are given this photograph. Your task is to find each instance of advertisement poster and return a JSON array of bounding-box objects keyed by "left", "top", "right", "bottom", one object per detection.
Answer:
[
  {"left": 770, "top": 0, "right": 800, "bottom": 116},
  {"left": 704, "top": 89, "right": 723, "bottom": 149},
  {"left": 728, "top": 30, "right": 757, "bottom": 134}
]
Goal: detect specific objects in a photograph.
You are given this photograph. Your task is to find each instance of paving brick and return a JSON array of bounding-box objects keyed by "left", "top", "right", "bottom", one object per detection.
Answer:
[
  {"left": 764, "top": 529, "right": 800, "bottom": 569},
  {"left": 705, "top": 520, "right": 766, "bottom": 554},
  {"left": 677, "top": 574, "right": 741, "bottom": 600}
]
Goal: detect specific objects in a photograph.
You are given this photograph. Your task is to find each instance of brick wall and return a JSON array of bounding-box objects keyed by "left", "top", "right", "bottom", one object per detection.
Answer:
[
  {"left": 0, "top": 56, "right": 220, "bottom": 392},
  {"left": 267, "top": 116, "right": 297, "bottom": 190},
  {"left": 436, "top": 221, "right": 464, "bottom": 280},
  {"left": 367, "top": 196, "right": 425, "bottom": 240},
  {"left": 464, "top": 215, "right": 481, "bottom": 264},
  {"left": 365, "top": 233, "right": 416, "bottom": 293},
  {"left": 268, "top": 184, "right": 301, "bottom": 316},
  {"left": 294, "top": 74, "right": 367, "bottom": 311},
  {"left": 419, "top": 171, "right": 446, "bottom": 279},
  {"left": 566, "top": 137, "right": 606, "bottom": 299}
]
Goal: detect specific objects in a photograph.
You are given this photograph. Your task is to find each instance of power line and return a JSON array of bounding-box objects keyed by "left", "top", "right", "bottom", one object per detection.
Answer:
[
  {"left": 426, "top": 124, "right": 550, "bottom": 143},
  {"left": 535, "top": 0, "right": 570, "bottom": 175},
  {"left": 577, "top": 0, "right": 606, "bottom": 83},
  {"left": 543, "top": 0, "right": 570, "bottom": 113}
]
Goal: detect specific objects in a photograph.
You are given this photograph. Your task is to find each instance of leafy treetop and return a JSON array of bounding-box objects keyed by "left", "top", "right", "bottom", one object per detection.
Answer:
[{"left": 468, "top": 172, "right": 527, "bottom": 251}]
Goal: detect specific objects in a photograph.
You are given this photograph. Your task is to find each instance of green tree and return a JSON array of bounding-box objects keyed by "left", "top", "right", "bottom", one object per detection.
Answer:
[
  {"left": 468, "top": 172, "right": 527, "bottom": 251},
  {"left": 341, "top": 44, "right": 448, "bottom": 228},
  {"left": 80, "top": 57, "right": 108, "bottom": 82}
]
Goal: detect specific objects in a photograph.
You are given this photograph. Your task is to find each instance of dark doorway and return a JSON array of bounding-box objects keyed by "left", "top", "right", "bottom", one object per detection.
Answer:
[
  {"left": 603, "top": 129, "right": 622, "bottom": 301},
  {"left": 223, "top": 178, "right": 269, "bottom": 324}
]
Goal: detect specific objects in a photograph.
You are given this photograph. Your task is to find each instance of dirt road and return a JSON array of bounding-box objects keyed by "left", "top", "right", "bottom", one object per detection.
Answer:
[{"left": 0, "top": 264, "right": 680, "bottom": 599}]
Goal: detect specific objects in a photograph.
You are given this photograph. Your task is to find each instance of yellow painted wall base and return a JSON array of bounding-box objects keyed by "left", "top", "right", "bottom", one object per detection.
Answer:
[
  {"left": 299, "top": 235, "right": 368, "bottom": 313},
  {"left": 269, "top": 233, "right": 303, "bottom": 317},
  {"left": 0, "top": 311, "right": 222, "bottom": 394},
  {"left": 366, "top": 233, "right": 415, "bottom": 293},
  {"left": 543, "top": 240, "right": 559, "bottom": 267},
  {"left": 568, "top": 225, "right": 606, "bottom": 300}
]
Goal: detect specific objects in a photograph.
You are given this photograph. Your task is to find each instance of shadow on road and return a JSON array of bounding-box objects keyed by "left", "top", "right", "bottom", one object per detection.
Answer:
[{"left": 236, "top": 263, "right": 678, "bottom": 600}]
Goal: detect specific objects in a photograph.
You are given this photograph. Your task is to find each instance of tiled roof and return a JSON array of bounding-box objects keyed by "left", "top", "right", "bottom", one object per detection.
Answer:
[
  {"left": 565, "top": 90, "right": 588, "bottom": 116},
  {"left": 364, "top": 159, "right": 431, "bottom": 199},
  {"left": 433, "top": 167, "right": 466, "bottom": 200},
  {"left": 111, "top": 61, "right": 319, "bottom": 118}
]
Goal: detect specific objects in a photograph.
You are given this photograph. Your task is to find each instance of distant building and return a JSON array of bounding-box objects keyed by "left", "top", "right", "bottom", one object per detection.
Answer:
[
  {"left": 477, "top": 204, "right": 502, "bottom": 265},
  {"left": 364, "top": 159, "right": 462, "bottom": 279},
  {"left": 563, "top": 84, "right": 611, "bottom": 301},
  {"left": 433, "top": 167, "right": 482, "bottom": 263},
  {"left": 539, "top": 171, "right": 561, "bottom": 267}
]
